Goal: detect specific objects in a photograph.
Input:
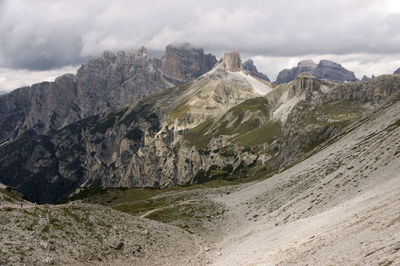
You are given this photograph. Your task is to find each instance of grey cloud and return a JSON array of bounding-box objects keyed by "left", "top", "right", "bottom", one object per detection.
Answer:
[{"left": 0, "top": 0, "right": 400, "bottom": 71}]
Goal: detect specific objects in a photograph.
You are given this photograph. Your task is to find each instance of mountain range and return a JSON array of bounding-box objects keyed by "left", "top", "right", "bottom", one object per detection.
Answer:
[
  {"left": 276, "top": 59, "right": 358, "bottom": 84},
  {"left": 1, "top": 47, "right": 399, "bottom": 204},
  {"left": 1, "top": 44, "right": 400, "bottom": 265}
]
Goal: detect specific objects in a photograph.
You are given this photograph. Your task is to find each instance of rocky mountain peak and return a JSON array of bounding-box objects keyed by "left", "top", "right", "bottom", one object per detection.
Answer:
[
  {"left": 394, "top": 67, "right": 400, "bottom": 75},
  {"left": 222, "top": 48, "right": 243, "bottom": 72},
  {"left": 297, "top": 60, "right": 317, "bottom": 68},
  {"left": 318, "top": 59, "right": 342, "bottom": 69},
  {"left": 161, "top": 43, "right": 217, "bottom": 83},
  {"left": 361, "top": 75, "right": 376, "bottom": 81},
  {"left": 276, "top": 59, "right": 358, "bottom": 84},
  {"left": 135, "top": 46, "right": 148, "bottom": 58},
  {"left": 243, "top": 60, "right": 270, "bottom": 81},
  {"left": 101, "top": 50, "right": 117, "bottom": 61},
  {"left": 116, "top": 50, "right": 130, "bottom": 58}
]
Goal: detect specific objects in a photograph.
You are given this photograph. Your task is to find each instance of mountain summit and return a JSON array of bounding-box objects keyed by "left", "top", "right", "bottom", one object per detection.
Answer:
[
  {"left": 161, "top": 43, "right": 217, "bottom": 83},
  {"left": 222, "top": 48, "right": 243, "bottom": 71},
  {"left": 276, "top": 59, "right": 358, "bottom": 84}
]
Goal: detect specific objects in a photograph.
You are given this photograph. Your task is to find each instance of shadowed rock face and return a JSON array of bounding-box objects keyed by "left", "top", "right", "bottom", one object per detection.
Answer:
[
  {"left": 394, "top": 67, "right": 400, "bottom": 74},
  {"left": 0, "top": 44, "right": 217, "bottom": 143},
  {"left": 243, "top": 60, "right": 270, "bottom": 81},
  {"left": 276, "top": 59, "right": 358, "bottom": 84},
  {"left": 161, "top": 43, "right": 217, "bottom": 83}
]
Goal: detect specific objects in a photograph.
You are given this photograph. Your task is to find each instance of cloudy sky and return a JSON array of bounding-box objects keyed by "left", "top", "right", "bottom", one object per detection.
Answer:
[{"left": 1, "top": 0, "right": 400, "bottom": 91}]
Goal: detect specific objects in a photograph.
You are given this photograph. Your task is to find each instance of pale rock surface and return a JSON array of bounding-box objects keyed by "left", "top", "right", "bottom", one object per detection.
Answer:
[{"left": 222, "top": 49, "right": 243, "bottom": 72}]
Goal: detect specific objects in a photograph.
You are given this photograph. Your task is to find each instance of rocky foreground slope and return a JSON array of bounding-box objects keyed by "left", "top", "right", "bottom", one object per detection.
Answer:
[
  {"left": 1, "top": 48, "right": 400, "bottom": 204},
  {"left": 207, "top": 87, "right": 400, "bottom": 265},
  {"left": 0, "top": 202, "right": 199, "bottom": 265}
]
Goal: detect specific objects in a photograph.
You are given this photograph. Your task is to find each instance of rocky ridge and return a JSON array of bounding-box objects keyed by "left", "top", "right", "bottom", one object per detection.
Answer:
[
  {"left": 0, "top": 44, "right": 216, "bottom": 144},
  {"left": 276, "top": 59, "right": 358, "bottom": 84},
  {"left": 361, "top": 74, "right": 376, "bottom": 82},
  {"left": 394, "top": 67, "right": 400, "bottom": 74}
]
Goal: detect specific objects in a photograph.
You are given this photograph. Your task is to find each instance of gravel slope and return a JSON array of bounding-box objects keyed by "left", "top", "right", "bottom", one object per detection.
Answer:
[{"left": 206, "top": 97, "right": 400, "bottom": 265}]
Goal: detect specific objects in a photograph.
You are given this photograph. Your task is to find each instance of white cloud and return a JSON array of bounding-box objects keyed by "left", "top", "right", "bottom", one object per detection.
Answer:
[
  {"left": 0, "top": 0, "right": 400, "bottom": 86},
  {"left": 0, "top": 66, "right": 79, "bottom": 92}
]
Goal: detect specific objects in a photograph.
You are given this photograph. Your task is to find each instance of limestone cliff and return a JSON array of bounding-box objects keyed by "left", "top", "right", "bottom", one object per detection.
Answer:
[{"left": 222, "top": 49, "right": 243, "bottom": 72}]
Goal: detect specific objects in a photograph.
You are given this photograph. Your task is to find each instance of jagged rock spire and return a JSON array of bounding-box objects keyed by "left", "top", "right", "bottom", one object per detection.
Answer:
[
  {"left": 101, "top": 50, "right": 116, "bottom": 61},
  {"left": 135, "top": 46, "right": 148, "bottom": 58},
  {"left": 223, "top": 48, "right": 243, "bottom": 72}
]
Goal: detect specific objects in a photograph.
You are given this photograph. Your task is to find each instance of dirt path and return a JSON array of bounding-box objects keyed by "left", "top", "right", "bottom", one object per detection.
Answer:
[{"left": 139, "top": 199, "right": 197, "bottom": 219}]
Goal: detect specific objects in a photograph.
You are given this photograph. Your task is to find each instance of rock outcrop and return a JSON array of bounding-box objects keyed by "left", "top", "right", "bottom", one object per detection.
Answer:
[
  {"left": 276, "top": 59, "right": 358, "bottom": 84},
  {"left": 161, "top": 43, "right": 217, "bottom": 83},
  {"left": 243, "top": 60, "right": 270, "bottom": 81},
  {"left": 394, "top": 67, "right": 400, "bottom": 74},
  {"left": 287, "top": 73, "right": 322, "bottom": 100},
  {"left": 222, "top": 49, "right": 243, "bottom": 71}
]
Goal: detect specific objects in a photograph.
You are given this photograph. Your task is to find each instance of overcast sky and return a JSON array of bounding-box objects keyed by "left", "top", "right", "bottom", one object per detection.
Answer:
[{"left": 1, "top": 0, "right": 400, "bottom": 91}]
